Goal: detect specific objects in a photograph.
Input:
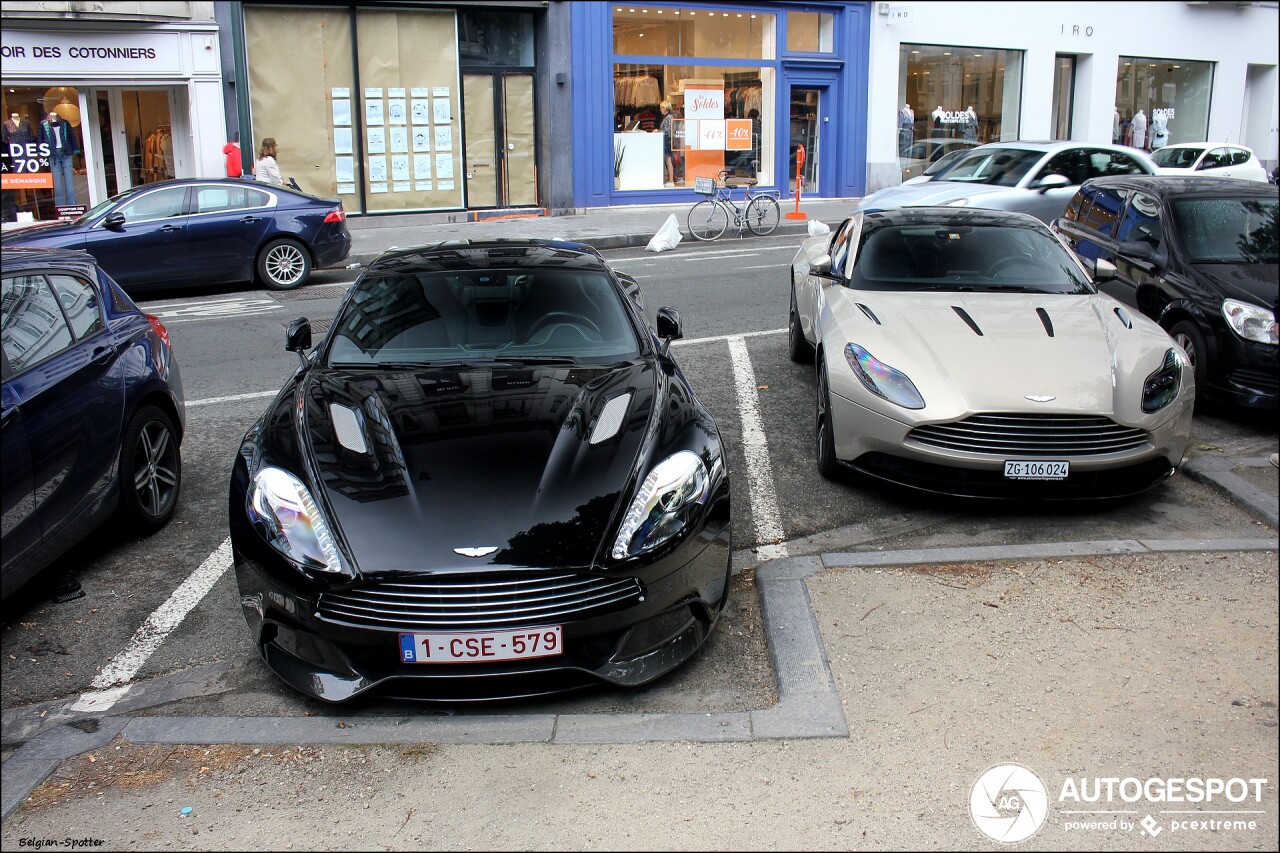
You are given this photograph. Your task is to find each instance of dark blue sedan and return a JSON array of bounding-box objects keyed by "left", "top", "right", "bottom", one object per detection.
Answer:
[
  {"left": 2, "top": 246, "right": 185, "bottom": 601},
  {"left": 1, "top": 178, "right": 351, "bottom": 293}
]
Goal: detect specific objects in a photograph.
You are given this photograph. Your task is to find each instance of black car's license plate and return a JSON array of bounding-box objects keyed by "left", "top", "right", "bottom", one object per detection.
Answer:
[{"left": 399, "top": 627, "right": 563, "bottom": 664}]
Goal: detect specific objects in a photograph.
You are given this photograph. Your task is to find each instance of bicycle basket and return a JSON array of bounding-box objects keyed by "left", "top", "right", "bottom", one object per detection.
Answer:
[{"left": 693, "top": 176, "right": 717, "bottom": 195}]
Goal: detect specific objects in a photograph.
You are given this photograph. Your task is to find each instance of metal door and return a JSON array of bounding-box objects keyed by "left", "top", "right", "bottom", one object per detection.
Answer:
[{"left": 463, "top": 72, "right": 537, "bottom": 208}]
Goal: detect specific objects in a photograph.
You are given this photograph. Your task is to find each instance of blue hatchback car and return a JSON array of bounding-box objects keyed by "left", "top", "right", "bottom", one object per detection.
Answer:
[
  {"left": 1, "top": 247, "right": 186, "bottom": 601},
  {"left": 1, "top": 178, "right": 351, "bottom": 293}
]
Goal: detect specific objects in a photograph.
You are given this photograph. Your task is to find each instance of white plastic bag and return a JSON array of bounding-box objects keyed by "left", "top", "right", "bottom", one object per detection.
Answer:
[
  {"left": 807, "top": 219, "right": 831, "bottom": 237},
  {"left": 646, "top": 213, "right": 684, "bottom": 253}
]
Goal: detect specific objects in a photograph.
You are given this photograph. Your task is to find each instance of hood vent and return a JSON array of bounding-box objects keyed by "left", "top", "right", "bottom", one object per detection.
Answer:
[
  {"left": 1113, "top": 306, "right": 1134, "bottom": 329},
  {"left": 1036, "top": 307, "right": 1055, "bottom": 337},
  {"left": 590, "top": 392, "right": 632, "bottom": 445},
  {"left": 952, "top": 305, "right": 984, "bottom": 336},
  {"left": 856, "top": 303, "right": 882, "bottom": 325},
  {"left": 329, "top": 403, "right": 369, "bottom": 454}
]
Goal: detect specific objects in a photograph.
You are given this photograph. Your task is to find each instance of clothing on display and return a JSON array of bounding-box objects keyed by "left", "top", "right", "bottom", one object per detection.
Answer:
[
  {"left": 614, "top": 73, "right": 661, "bottom": 108},
  {"left": 963, "top": 106, "right": 978, "bottom": 142},
  {"left": 138, "top": 125, "right": 174, "bottom": 184},
  {"left": 38, "top": 114, "right": 81, "bottom": 206},
  {"left": 1112, "top": 108, "right": 1121, "bottom": 144},
  {"left": 3, "top": 113, "right": 35, "bottom": 147},
  {"left": 1130, "top": 109, "right": 1147, "bottom": 149},
  {"left": 897, "top": 104, "right": 915, "bottom": 155},
  {"left": 1149, "top": 112, "right": 1169, "bottom": 150},
  {"left": 930, "top": 105, "right": 945, "bottom": 139}
]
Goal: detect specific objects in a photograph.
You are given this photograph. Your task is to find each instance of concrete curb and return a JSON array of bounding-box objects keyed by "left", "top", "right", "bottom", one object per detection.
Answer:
[
  {"left": 6, "top": 537, "right": 1278, "bottom": 821},
  {"left": 1181, "top": 456, "right": 1279, "bottom": 529}
]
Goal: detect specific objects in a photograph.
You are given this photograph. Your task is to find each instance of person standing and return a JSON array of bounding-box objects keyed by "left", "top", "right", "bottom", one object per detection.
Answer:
[
  {"left": 38, "top": 111, "right": 80, "bottom": 207},
  {"left": 254, "top": 137, "right": 284, "bottom": 185},
  {"left": 224, "top": 131, "right": 243, "bottom": 178}
]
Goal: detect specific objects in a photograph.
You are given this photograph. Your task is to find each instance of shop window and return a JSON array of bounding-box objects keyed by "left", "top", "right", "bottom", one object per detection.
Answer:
[
  {"left": 1051, "top": 55, "right": 1075, "bottom": 141},
  {"left": 2, "top": 86, "right": 88, "bottom": 223},
  {"left": 458, "top": 11, "right": 534, "bottom": 66},
  {"left": 613, "top": 63, "right": 774, "bottom": 190},
  {"left": 786, "top": 11, "right": 833, "bottom": 53},
  {"left": 1114, "top": 57, "right": 1212, "bottom": 152},
  {"left": 613, "top": 7, "right": 775, "bottom": 61},
  {"left": 896, "top": 44, "right": 1023, "bottom": 180}
]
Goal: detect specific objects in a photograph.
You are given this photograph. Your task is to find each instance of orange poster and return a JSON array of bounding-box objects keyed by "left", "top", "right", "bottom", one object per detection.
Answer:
[
  {"left": 726, "top": 119, "right": 752, "bottom": 151},
  {"left": 2, "top": 173, "right": 54, "bottom": 189}
]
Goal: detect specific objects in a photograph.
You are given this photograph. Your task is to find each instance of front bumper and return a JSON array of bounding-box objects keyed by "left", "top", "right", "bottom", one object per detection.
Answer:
[
  {"left": 230, "top": 495, "right": 731, "bottom": 703},
  {"left": 829, "top": 393, "right": 1192, "bottom": 500},
  {"left": 1202, "top": 329, "right": 1278, "bottom": 410}
]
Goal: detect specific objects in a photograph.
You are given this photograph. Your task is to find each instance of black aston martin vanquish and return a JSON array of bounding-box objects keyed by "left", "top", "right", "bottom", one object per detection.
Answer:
[{"left": 228, "top": 240, "right": 731, "bottom": 702}]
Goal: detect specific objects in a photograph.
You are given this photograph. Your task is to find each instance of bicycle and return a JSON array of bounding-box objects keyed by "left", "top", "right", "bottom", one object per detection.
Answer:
[{"left": 687, "top": 170, "right": 782, "bottom": 241}]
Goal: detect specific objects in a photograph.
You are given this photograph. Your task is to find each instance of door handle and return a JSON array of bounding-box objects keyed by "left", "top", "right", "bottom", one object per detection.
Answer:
[
  {"left": 90, "top": 345, "right": 114, "bottom": 366},
  {"left": 158, "top": 224, "right": 181, "bottom": 233},
  {"left": 0, "top": 406, "right": 19, "bottom": 429},
  {"left": 240, "top": 215, "right": 262, "bottom": 223}
]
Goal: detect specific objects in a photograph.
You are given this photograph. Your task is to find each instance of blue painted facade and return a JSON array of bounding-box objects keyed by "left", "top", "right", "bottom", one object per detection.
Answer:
[{"left": 570, "top": 1, "right": 870, "bottom": 208}]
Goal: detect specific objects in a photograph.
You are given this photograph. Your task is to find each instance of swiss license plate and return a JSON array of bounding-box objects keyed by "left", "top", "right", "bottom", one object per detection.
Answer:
[
  {"left": 1003, "top": 460, "right": 1070, "bottom": 480},
  {"left": 398, "top": 626, "right": 563, "bottom": 665}
]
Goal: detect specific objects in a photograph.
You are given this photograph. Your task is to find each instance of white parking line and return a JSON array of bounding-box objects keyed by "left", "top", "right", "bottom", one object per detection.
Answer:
[
  {"left": 70, "top": 538, "right": 233, "bottom": 713},
  {"left": 727, "top": 336, "right": 788, "bottom": 560},
  {"left": 673, "top": 327, "right": 785, "bottom": 348},
  {"left": 188, "top": 389, "right": 279, "bottom": 407}
]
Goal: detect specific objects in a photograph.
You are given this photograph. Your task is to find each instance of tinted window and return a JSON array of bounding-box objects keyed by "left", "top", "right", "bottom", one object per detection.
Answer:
[
  {"left": 118, "top": 187, "right": 188, "bottom": 223},
  {"left": 1152, "top": 147, "right": 1201, "bottom": 169},
  {"left": 941, "top": 148, "right": 1044, "bottom": 187},
  {"left": 1091, "top": 150, "right": 1147, "bottom": 177},
  {"left": 1, "top": 275, "right": 75, "bottom": 372},
  {"left": 1116, "top": 192, "right": 1163, "bottom": 246},
  {"left": 1083, "top": 186, "right": 1126, "bottom": 237},
  {"left": 923, "top": 147, "right": 969, "bottom": 177},
  {"left": 828, "top": 219, "right": 855, "bottom": 277},
  {"left": 195, "top": 185, "right": 271, "bottom": 214},
  {"left": 1228, "top": 148, "right": 1252, "bottom": 166},
  {"left": 1038, "top": 148, "right": 1090, "bottom": 185},
  {"left": 1171, "top": 197, "right": 1279, "bottom": 263},
  {"left": 851, "top": 223, "right": 1093, "bottom": 294},
  {"left": 326, "top": 269, "right": 641, "bottom": 365},
  {"left": 1199, "top": 148, "right": 1230, "bottom": 170},
  {"left": 48, "top": 274, "right": 104, "bottom": 339}
]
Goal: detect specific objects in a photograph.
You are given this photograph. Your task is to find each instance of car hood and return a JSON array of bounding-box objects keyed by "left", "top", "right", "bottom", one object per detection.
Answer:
[
  {"left": 1189, "top": 261, "right": 1280, "bottom": 309},
  {"left": 829, "top": 290, "right": 1181, "bottom": 420},
  {"left": 0, "top": 219, "right": 86, "bottom": 246},
  {"left": 271, "top": 361, "right": 657, "bottom": 574},
  {"left": 855, "top": 181, "right": 1008, "bottom": 212}
]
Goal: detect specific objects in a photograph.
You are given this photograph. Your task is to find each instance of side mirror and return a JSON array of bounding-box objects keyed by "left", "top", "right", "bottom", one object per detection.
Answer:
[
  {"left": 103, "top": 212, "right": 126, "bottom": 231},
  {"left": 1094, "top": 258, "right": 1118, "bottom": 283},
  {"left": 655, "top": 307, "right": 682, "bottom": 357},
  {"left": 1035, "top": 173, "right": 1071, "bottom": 193},
  {"left": 1117, "top": 240, "right": 1156, "bottom": 263},
  {"left": 285, "top": 317, "right": 312, "bottom": 368},
  {"left": 809, "top": 253, "right": 833, "bottom": 276}
]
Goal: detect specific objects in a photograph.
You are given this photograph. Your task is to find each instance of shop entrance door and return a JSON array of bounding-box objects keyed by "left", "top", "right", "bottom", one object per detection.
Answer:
[
  {"left": 463, "top": 72, "right": 537, "bottom": 209},
  {"left": 110, "top": 89, "right": 177, "bottom": 189},
  {"left": 788, "top": 85, "right": 827, "bottom": 195}
]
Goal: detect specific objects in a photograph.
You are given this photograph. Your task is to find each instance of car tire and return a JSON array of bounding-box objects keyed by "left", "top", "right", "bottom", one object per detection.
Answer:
[
  {"left": 257, "top": 238, "right": 312, "bottom": 291},
  {"left": 815, "top": 356, "right": 841, "bottom": 480},
  {"left": 1169, "top": 320, "right": 1208, "bottom": 403},
  {"left": 117, "top": 405, "right": 181, "bottom": 532},
  {"left": 788, "top": 282, "right": 814, "bottom": 364}
]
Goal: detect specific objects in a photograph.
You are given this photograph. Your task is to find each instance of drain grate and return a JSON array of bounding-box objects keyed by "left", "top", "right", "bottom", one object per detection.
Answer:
[
  {"left": 269, "top": 284, "right": 350, "bottom": 302},
  {"left": 310, "top": 318, "right": 333, "bottom": 334}
]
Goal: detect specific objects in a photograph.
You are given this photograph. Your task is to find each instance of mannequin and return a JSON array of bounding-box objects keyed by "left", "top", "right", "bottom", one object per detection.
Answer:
[
  {"left": 898, "top": 103, "right": 915, "bottom": 155},
  {"left": 1112, "top": 108, "right": 1121, "bottom": 144},
  {"left": 38, "top": 111, "right": 81, "bottom": 207},
  {"left": 2, "top": 111, "right": 35, "bottom": 147},
  {"left": 931, "top": 105, "right": 945, "bottom": 139},
  {"left": 963, "top": 105, "right": 978, "bottom": 142},
  {"left": 1149, "top": 111, "right": 1169, "bottom": 150},
  {"left": 1130, "top": 109, "right": 1147, "bottom": 150}
]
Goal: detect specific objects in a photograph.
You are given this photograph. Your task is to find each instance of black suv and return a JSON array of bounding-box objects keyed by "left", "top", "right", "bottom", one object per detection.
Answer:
[{"left": 1053, "top": 176, "right": 1278, "bottom": 410}]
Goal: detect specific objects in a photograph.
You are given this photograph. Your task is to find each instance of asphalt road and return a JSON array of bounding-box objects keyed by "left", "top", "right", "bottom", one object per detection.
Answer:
[{"left": 1, "top": 234, "right": 1276, "bottom": 735}]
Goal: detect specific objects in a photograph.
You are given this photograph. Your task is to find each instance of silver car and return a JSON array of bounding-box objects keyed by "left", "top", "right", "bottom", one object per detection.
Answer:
[{"left": 858, "top": 141, "right": 1158, "bottom": 223}]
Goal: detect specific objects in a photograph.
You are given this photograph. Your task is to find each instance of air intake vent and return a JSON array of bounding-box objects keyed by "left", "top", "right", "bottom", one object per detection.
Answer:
[
  {"left": 1036, "top": 307, "right": 1054, "bottom": 337},
  {"left": 952, "top": 306, "right": 983, "bottom": 336},
  {"left": 590, "top": 392, "right": 631, "bottom": 444},
  {"left": 856, "top": 303, "right": 882, "bottom": 325},
  {"left": 908, "top": 414, "right": 1148, "bottom": 457},
  {"left": 329, "top": 404, "right": 368, "bottom": 454},
  {"left": 1114, "top": 306, "right": 1133, "bottom": 329},
  {"left": 318, "top": 572, "right": 644, "bottom": 631}
]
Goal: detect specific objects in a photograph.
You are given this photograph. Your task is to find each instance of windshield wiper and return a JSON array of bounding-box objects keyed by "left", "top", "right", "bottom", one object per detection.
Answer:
[{"left": 329, "top": 360, "right": 505, "bottom": 370}]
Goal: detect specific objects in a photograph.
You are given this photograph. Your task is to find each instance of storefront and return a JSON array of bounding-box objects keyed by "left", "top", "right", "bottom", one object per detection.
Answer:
[
  {"left": 867, "top": 2, "right": 1278, "bottom": 193},
  {"left": 571, "top": 2, "right": 871, "bottom": 208},
  {"left": 233, "top": 3, "right": 557, "bottom": 216},
  {"left": 0, "top": 22, "right": 226, "bottom": 224}
]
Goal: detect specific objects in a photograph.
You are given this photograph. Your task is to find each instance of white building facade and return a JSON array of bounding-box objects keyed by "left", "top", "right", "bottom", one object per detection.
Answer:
[{"left": 866, "top": 1, "right": 1279, "bottom": 191}]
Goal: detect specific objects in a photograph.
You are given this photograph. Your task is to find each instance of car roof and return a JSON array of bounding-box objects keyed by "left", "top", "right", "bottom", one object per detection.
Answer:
[
  {"left": 1081, "top": 175, "right": 1278, "bottom": 198},
  {"left": 1158, "top": 142, "right": 1252, "bottom": 151},
  {"left": 964, "top": 140, "right": 1147, "bottom": 156},
  {"left": 861, "top": 206, "right": 1049, "bottom": 230},
  {"left": 365, "top": 239, "right": 609, "bottom": 274},
  {"left": 1, "top": 245, "right": 99, "bottom": 271}
]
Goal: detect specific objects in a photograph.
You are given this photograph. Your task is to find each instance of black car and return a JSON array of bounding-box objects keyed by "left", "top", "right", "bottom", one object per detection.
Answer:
[
  {"left": 2, "top": 247, "right": 185, "bottom": 601},
  {"left": 2, "top": 178, "right": 351, "bottom": 293},
  {"left": 228, "top": 239, "right": 731, "bottom": 702},
  {"left": 1054, "top": 176, "right": 1278, "bottom": 409}
]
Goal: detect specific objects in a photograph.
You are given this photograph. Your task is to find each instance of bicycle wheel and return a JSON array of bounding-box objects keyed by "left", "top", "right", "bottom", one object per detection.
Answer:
[
  {"left": 745, "top": 195, "right": 781, "bottom": 236},
  {"left": 688, "top": 200, "right": 729, "bottom": 241}
]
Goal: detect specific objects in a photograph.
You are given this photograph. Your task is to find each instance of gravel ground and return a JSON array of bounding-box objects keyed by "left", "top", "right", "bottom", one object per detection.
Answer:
[{"left": 2, "top": 550, "right": 1275, "bottom": 851}]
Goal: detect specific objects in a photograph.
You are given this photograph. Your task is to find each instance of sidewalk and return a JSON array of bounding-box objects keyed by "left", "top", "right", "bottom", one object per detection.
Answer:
[{"left": 342, "top": 196, "right": 859, "bottom": 268}]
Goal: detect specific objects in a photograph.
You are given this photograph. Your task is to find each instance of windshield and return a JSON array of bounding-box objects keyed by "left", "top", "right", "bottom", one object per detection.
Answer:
[
  {"left": 924, "top": 147, "right": 969, "bottom": 177},
  {"left": 325, "top": 268, "right": 642, "bottom": 366},
  {"left": 74, "top": 187, "right": 144, "bottom": 225},
  {"left": 941, "top": 148, "right": 1044, "bottom": 187},
  {"left": 1171, "top": 197, "right": 1279, "bottom": 263},
  {"left": 1151, "top": 147, "right": 1202, "bottom": 169},
  {"left": 850, "top": 223, "right": 1094, "bottom": 294}
]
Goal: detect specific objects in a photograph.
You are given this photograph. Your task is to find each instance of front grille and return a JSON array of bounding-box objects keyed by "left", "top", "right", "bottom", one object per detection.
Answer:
[
  {"left": 908, "top": 414, "right": 1148, "bottom": 457},
  {"left": 317, "top": 572, "right": 643, "bottom": 631}
]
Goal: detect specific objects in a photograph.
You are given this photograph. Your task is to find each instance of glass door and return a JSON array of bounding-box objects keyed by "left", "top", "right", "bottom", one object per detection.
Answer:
[
  {"left": 463, "top": 72, "right": 537, "bottom": 209},
  {"left": 788, "top": 86, "right": 823, "bottom": 194},
  {"left": 114, "top": 89, "right": 175, "bottom": 188},
  {"left": 1051, "top": 55, "right": 1076, "bottom": 141}
]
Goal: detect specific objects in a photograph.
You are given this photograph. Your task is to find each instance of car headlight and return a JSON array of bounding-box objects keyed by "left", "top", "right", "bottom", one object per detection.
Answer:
[
  {"left": 246, "top": 466, "right": 348, "bottom": 574},
  {"left": 845, "top": 343, "right": 925, "bottom": 410},
  {"left": 944, "top": 197, "right": 970, "bottom": 207},
  {"left": 1141, "top": 348, "right": 1183, "bottom": 414},
  {"left": 1222, "top": 299, "right": 1277, "bottom": 345},
  {"left": 612, "top": 451, "right": 710, "bottom": 560}
]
